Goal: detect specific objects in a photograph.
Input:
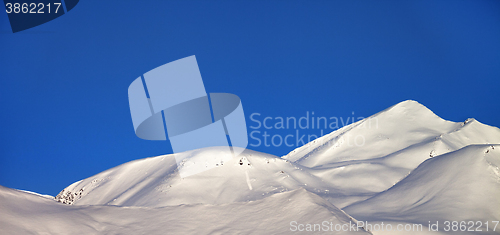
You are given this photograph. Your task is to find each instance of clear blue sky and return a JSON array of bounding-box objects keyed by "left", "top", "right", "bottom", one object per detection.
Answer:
[{"left": 1, "top": 0, "right": 499, "bottom": 196}]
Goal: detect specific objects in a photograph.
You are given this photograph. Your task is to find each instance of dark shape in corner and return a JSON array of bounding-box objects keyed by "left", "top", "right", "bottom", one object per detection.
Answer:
[{"left": 3, "top": 0, "right": 79, "bottom": 33}]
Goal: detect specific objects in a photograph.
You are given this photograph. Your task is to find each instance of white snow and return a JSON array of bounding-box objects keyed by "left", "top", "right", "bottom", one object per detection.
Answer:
[
  {"left": 18, "top": 189, "right": 54, "bottom": 200},
  {"left": 0, "top": 186, "right": 370, "bottom": 234},
  {"left": 344, "top": 144, "right": 500, "bottom": 234},
  {"left": 284, "top": 100, "right": 500, "bottom": 207},
  {"left": 54, "top": 147, "right": 335, "bottom": 207},
  {"left": 1, "top": 100, "right": 499, "bottom": 234}
]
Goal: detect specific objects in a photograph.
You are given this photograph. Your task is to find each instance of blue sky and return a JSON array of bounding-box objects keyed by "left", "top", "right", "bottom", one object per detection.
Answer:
[{"left": 1, "top": 0, "right": 499, "bottom": 196}]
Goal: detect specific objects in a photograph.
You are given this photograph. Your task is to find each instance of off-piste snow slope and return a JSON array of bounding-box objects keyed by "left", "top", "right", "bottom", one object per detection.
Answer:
[
  {"left": 284, "top": 100, "right": 500, "bottom": 207},
  {"left": 54, "top": 147, "right": 336, "bottom": 207},
  {"left": 0, "top": 185, "right": 370, "bottom": 234},
  {"left": 344, "top": 144, "right": 500, "bottom": 235},
  {"left": 1, "top": 100, "right": 499, "bottom": 234}
]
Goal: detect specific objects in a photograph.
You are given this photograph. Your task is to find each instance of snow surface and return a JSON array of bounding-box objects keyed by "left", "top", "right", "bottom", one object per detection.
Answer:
[
  {"left": 344, "top": 144, "right": 500, "bottom": 235},
  {"left": 54, "top": 147, "right": 337, "bottom": 207},
  {"left": 18, "top": 189, "right": 54, "bottom": 200},
  {"left": 1, "top": 100, "right": 499, "bottom": 234},
  {"left": 1, "top": 186, "right": 370, "bottom": 234},
  {"left": 284, "top": 100, "right": 500, "bottom": 207}
]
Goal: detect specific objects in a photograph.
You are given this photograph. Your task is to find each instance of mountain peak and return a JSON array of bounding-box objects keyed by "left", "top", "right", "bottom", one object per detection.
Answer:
[
  {"left": 394, "top": 99, "right": 421, "bottom": 106},
  {"left": 284, "top": 100, "right": 457, "bottom": 164},
  {"left": 380, "top": 100, "right": 437, "bottom": 118}
]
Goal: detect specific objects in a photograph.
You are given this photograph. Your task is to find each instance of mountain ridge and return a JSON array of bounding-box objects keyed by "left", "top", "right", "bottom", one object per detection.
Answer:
[
  {"left": 55, "top": 100, "right": 500, "bottom": 210},
  {"left": 4, "top": 99, "right": 498, "bottom": 234}
]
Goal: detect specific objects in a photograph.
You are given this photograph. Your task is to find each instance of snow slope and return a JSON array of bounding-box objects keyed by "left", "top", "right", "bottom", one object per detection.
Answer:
[
  {"left": 0, "top": 185, "right": 370, "bottom": 235},
  {"left": 344, "top": 144, "right": 500, "bottom": 235},
  {"left": 55, "top": 147, "right": 336, "bottom": 207},
  {"left": 284, "top": 100, "right": 500, "bottom": 207}
]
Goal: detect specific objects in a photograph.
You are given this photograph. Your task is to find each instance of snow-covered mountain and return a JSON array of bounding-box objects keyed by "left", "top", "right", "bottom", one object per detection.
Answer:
[
  {"left": 1, "top": 100, "right": 499, "bottom": 234},
  {"left": 54, "top": 147, "right": 332, "bottom": 207},
  {"left": 344, "top": 144, "right": 500, "bottom": 234},
  {"left": 284, "top": 100, "right": 500, "bottom": 207}
]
